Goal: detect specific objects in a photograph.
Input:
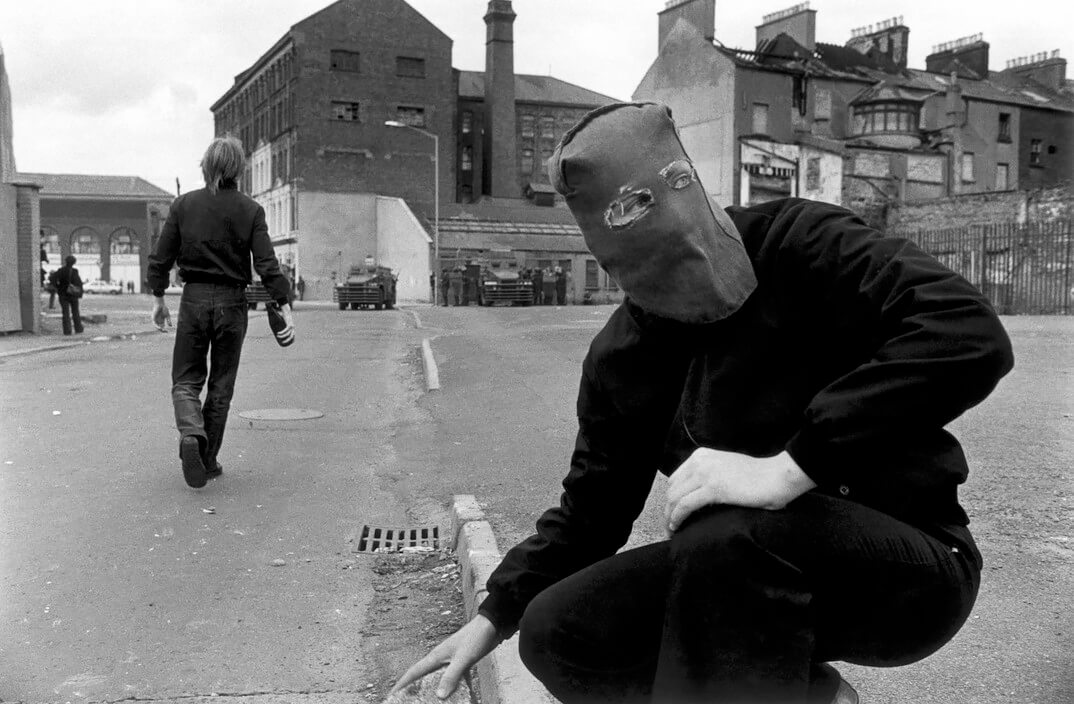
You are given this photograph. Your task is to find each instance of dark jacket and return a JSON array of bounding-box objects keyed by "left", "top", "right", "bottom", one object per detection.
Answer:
[
  {"left": 478, "top": 198, "right": 1014, "bottom": 637},
  {"left": 53, "top": 266, "right": 83, "bottom": 298},
  {"left": 147, "top": 181, "right": 290, "bottom": 304}
]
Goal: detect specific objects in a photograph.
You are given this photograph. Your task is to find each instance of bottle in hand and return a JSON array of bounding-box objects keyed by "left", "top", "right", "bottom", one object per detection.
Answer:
[{"left": 266, "top": 302, "right": 294, "bottom": 347}]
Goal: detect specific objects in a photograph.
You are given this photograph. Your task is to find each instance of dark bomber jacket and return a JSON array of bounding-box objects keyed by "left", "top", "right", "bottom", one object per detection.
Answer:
[
  {"left": 147, "top": 181, "right": 291, "bottom": 304},
  {"left": 478, "top": 198, "right": 1015, "bottom": 637}
]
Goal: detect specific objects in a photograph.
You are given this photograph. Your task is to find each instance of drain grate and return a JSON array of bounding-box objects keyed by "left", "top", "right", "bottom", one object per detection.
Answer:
[{"left": 356, "top": 525, "right": 440, "bottom": 553}]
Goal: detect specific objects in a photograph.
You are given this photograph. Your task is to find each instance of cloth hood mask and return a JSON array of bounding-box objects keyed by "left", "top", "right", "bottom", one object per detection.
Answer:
[{"left": 549, "top": 102, "right": 756, "bottom": 323}]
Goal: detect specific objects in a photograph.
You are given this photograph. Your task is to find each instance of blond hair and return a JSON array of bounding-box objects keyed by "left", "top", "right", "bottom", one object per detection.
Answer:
[{"left": 200, "top": 135, "right": 246, "bottom": 194}]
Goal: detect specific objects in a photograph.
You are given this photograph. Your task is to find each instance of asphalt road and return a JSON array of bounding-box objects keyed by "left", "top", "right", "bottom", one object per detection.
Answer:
[
  {"left": 0, "top": 301, "right": 433, "bottom": 703},
  {"left": 408, "top": 305, "right": 1074, "bottom": 704},
  {"left": 2, "top": 300, "right": 1071, "bottom": 703}
]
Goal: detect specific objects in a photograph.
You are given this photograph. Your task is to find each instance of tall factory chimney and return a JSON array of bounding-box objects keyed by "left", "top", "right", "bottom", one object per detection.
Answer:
[{"left": 483, "top": 0, "right": 518, "bottom": 198}]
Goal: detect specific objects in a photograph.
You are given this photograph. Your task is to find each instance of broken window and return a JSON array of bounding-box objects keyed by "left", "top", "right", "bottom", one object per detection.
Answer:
[
  {"left": 332, "top": 101, "right": 360, "bottom": 121},
  {"left": 397, "top": 106, "right": 426, "bottom": 128}
]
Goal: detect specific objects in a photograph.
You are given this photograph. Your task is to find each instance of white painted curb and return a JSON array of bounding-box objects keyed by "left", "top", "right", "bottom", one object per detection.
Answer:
[
  {"left": 421, "top": 338, "right": 440, "bottom": 391},
  {"left": 451, "top": 495, "right": 559, "bottom": 704}
]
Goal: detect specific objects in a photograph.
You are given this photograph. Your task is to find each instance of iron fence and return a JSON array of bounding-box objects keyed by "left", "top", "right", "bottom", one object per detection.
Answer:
[{"left": 896, "top": 220, "right": 1074, "bottom": 315}]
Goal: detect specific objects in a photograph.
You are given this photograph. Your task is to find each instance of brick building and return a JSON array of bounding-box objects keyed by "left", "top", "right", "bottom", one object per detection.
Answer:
[
  {"left": 18, "top": 174, "right": 173, "bottom": 289},
  {"left": 210, "top": 0, "right": 621, "bottom": 304},
  {"left": 635, "top": 0, "right": 1074, "bottom": 226}
]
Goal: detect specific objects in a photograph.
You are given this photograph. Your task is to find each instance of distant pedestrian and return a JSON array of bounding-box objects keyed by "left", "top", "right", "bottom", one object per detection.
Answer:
[
  {"left": 542, "top": 267, "right": 556, "bottom": 305},
  {"left": 147, "top": 135, "right": 294, "bottom": 489},
  {"left": 555, "top": 266, "right": 567, "bottom": 306},
  {"left": 448, "top": 267, "right": 464, "bottom": 306},
  {"left": 531, "top": 267, "right": 544, "bottom": 305},
  {"left": 297, "top": 276, "right": 306, "bottom": 301},
  {"left": 39, "top": 240, "right": 48, "bottom": 287},
  {"left": 440, "top": 269, "right": 450, "bottom": 306},
  {"left": 46, "top": 269, "right": 59, "bottom": 309},
  {"left": 55, "top": 255, "right": 84, "bottom": 335},
  {"left": 128, "top": 280, "right": 136, "bottom": 294}
]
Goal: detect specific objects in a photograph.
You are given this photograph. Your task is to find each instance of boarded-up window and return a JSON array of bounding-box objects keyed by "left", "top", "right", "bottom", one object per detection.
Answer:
[
  {"left": 332, "top": 101, "right": 360, "bottom": 121},
  {"left": 907, "top": 155, "right": 943, "bottom": 183},
  {"left": 330, "top": 50, "right": 360, "bottom": 72},
  {"left": 751, "top": 103, "right": 769, "bottom": 135},
  {"left": 815, "top": 89, "right": 832, "bottom": 120},
  {"left": 806, "top": 157, "right": 821, "bottom": 191},
  {"left": 854, "top": 152, "right": 889, "bottom": 178},
  {"left": 961, "top": 152, "right": 976, "bottom": 182},
  {"left": 396, "top": 56, "right": 426, "bottom": 78},
  {"left": 996, "top": 163, "right": 1009, "bottom": 190},
  {"left": 585, "top": 260, "right": 599, "bottom": 289}
]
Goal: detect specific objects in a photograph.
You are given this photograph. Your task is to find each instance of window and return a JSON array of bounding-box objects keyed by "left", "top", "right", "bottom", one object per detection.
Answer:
[
  {"left": 540, "top": 116, "right": 555, "bottom": 139},
  {"left": 815, "top": 89, "right": 832, "bottom": 120},
  {"left": 520, "top": 115, "right": 535, "bottom": 138},
  {"left": 751, "top": 103, "right": 769, "bottom": 135},
  {"left": 540, "top": 149, "right": 554, "bottom": 177},
  {"left": 1030, "top": 138, "right": 1042, "bottom": 165},
  {"left": 396, "top": 56, "right": 426, "bottom": 78},
  {"left": 806, "top": 157, "right": 820, "bottom": 191},
  {"left": 961, "top": 152, "right": 975, "bottom": 182},
  {"left": 332, "top": 101, "right": 360, "bottom": 121},
  {"left": 996, "top": 163, "right": 1009, "bottom": 190},
  {"left": 397, "top": 106, "right": 426, "bottom": 128},
  {"left": 585, "top": 260, "right": 600, "bottom": 290},
  {"left": 792, "top": 76, "right": 806, "bottom": 116},
  {"left": 461, "top": 111, "right": 473, "bottom": 134},
  {"left": 998, "top": 113, "right": 1011, "bottom": 142},
  {"left": 521, "top": 148, "right": 534, "bottom": 174},
  {"left": 461, "top": 146, "right": 473, "bottom": 172}
]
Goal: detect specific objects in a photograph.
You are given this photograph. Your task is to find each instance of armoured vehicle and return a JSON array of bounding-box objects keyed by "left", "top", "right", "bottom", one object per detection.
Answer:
[
  {"left": 476, "top": 250, "right": 533, "bottom": 306},
  {"left": 333, "top": 264, "right": 397, "bottom": 310}
]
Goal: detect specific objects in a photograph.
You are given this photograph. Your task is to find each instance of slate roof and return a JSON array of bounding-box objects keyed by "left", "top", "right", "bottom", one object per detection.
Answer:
[
  {"left": 437, "top": 212, "right": 587, "bottom": 254},
  {"left": 457, "top": 71, "right": 619, "bottom": 106},
  {"left": 18, "top": 173, "right": 174, "bottom": 201}
]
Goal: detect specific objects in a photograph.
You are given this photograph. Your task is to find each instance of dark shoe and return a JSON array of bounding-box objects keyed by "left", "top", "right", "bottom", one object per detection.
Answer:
[
  {"left": 180, "top": 436, "right": 207, "bottom": 488},
  {"left": 205, "top": 461, "right": 223, "bottom": 479}
]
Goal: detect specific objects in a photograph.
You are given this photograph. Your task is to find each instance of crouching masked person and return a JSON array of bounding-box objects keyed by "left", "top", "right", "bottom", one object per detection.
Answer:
[{"left": 391, "top": 103, "right": 1014, "bottom": 703}]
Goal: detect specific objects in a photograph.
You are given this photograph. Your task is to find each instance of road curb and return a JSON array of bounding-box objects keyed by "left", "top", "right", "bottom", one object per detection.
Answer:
[
  {"left": 420, "top": 338, "right": 440, "bottom": 391},
  {"left": 0, "top": 328, "right": 166, "bottom": 359},
  {"left": 451, "top": 495, "right": 557, "bottom": 704}
]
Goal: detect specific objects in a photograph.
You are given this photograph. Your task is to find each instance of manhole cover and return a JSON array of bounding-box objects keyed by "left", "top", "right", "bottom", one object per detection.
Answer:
[
  {"left": 238, "top": 408, "right": 324, "bottom": 421},
  {"left": 355, "top": 525, "right": 440, "bottom": 554}
]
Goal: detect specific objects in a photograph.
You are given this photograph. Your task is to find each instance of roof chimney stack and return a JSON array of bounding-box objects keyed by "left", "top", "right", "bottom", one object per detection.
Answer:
[
  {"left": 926, "top": 34, "right": 989, "bottom": 80},
  {"left": 658, "top": 0, "right": 715, "bottom": 50},
  {"left": 1003, "top": 50, "right": 1067, "bottom": 91},
  {"left": 484, "top": 1, "right": 518, "bottom": 198},
  {"left": 756, "top": 2, "right": 816, "bottom": 52},
  {"left": 846, "top": 17, "right": 909, "bottom": 69}
]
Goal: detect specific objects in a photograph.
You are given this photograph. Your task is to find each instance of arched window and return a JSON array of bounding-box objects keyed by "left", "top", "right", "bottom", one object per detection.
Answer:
[
  {"left": 109, "top": 228, "right": 139, "bottom": 254},
  {"left": 70, "top": 228, "right": 101, "bottom": 254}
]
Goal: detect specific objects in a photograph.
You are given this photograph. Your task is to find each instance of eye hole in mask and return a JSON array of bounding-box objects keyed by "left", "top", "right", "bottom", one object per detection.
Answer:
[
  {"left": 660, "top": 159, "right": 695, "bottom": 190},
  {"left": 605, "top": 188, "right": 655, "bottom": 230}
]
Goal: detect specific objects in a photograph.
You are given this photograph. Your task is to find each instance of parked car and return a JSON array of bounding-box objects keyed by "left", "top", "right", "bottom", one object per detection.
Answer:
[{"left": 84, "top": 280, "right": 123, "bottom": 295}]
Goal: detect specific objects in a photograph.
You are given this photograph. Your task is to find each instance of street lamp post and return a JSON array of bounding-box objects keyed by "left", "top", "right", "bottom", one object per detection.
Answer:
[{"left": 385, "top": 120, "right": 439, "bottom": 305}]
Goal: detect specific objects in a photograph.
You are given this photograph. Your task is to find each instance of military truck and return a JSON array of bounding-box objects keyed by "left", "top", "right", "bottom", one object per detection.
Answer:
[
  {"left": 246, "top": 282, "right": 272, "bottom": 309},
  {"left": 476, "top": 250, "right": 533, "bottom": 306},
  {"left": 333, "top": 264, "right": 397, "bottom": 310}
]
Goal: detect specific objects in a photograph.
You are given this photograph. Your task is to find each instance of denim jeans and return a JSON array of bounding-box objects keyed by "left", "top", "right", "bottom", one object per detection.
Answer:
[
  {"left": 171, "top": 283, "right": 248, "bottom": 467},
  {"left": 59, "top": 295, "right": 83, "bottom": 335},
  {"left": 517, "top": 493, "right": 980, "bottom": 704}
]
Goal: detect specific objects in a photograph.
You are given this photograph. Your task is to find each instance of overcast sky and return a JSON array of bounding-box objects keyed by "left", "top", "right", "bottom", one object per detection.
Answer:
[{"left": 2, "top": 0, "right": 1071, "bottom": 195}]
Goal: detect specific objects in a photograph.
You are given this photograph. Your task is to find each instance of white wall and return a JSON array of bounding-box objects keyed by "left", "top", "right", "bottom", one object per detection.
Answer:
[{"left": 297, "top": 191, "right": 431, "bottom": 302}]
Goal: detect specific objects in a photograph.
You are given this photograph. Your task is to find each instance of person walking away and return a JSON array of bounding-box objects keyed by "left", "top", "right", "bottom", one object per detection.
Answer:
[
  {"left": 297, "top": 276, "right": 306, "bottom": 301},
  {"left": 55, "top": 255, "right": 84, "bottom": 335},
  {"left": 46, "top": 268, "right": 59, "bottom": 309},
  {"left": 147, "top": 135, "right": 294, "bottom": 489},
  {"left": 555, "top": 265, "right": 568, "bottom": 306}
]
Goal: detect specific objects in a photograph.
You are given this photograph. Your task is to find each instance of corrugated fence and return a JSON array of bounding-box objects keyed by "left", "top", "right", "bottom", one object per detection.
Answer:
[{"left": 896, "top": 220, "right": 1074, "bottom": 315}]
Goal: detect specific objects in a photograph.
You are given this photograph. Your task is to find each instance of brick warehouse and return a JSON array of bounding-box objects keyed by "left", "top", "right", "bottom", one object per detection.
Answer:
[{"left": 210, "top": 0, "right": 619, "bottom": 304}]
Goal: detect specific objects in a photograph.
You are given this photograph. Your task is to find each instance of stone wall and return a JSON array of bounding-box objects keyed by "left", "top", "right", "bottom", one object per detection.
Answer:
[{"left": 886, "top": 184, "right": 1074, "bottom": 233}]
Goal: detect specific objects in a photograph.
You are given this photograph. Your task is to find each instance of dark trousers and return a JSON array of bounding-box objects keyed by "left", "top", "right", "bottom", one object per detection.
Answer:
[
  {"left": 171, "top": 283, "right": 249, "bottom": 468},
  {"left": 517, "top": 494, "right": 980, "bottom": 704},
  {"left": 59, "top": 295, "right": 83, "bottom": 334}
]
